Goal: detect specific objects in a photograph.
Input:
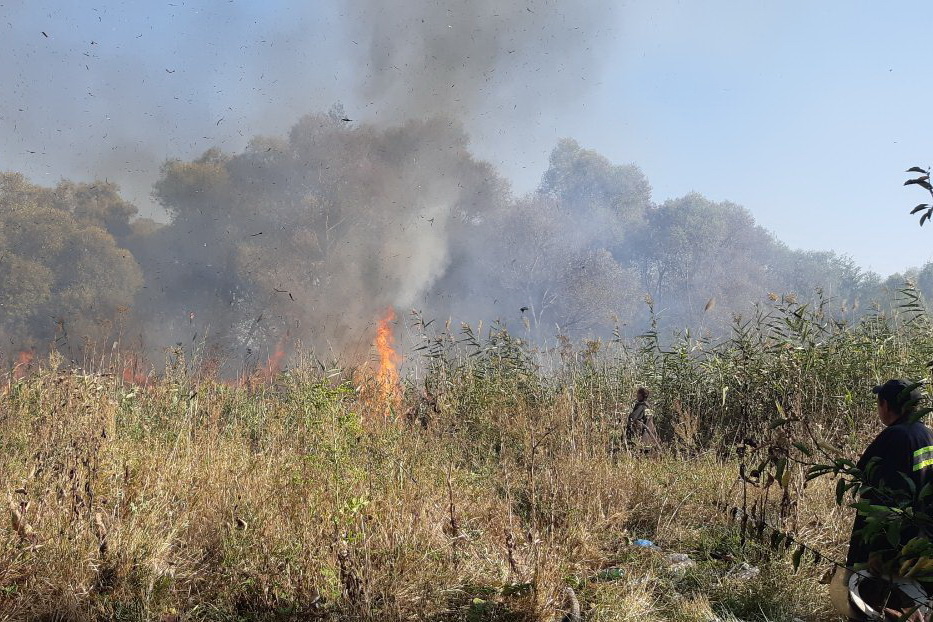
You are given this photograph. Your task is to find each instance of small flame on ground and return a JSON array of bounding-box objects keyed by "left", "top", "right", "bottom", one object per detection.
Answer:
[
  {"left": 121, "top": 353, "right": 151, "bottom": 386},
  {"left": 13, "top": 350, "right": 35, "bottom": 381},
  {"left": 263, "top": 334, "right": 288, "bottom": 382},
  {"left": 375, "top": 307, "right": 402, "bottom": 404}
]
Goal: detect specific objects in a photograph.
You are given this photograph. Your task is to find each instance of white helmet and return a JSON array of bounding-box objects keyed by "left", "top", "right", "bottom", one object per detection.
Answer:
[{"left": 830, "top": 569, "right": 930, "bottom": 620}]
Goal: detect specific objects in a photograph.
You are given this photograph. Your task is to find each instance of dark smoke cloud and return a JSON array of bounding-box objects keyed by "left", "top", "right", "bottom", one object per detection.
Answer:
[
  {"left": 345, "top": 0, "right": 616, "bottom": 120},
  {"left": 343, "top": 0, "right": 617, "bottom": 187},
  {"left": 0, "top": 1, "right": 615, "bottom": 217},
  {"left": 128, "top": 113, "right": 513, "bottom": 370},
  {"left": 0, "top": 1, "right": 623, "bottom": 367}
]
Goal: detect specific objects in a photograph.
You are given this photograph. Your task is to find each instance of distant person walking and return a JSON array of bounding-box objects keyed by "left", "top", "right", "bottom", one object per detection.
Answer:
[{"left": 627, "top": 387, "right": 660, "bottom": 450}]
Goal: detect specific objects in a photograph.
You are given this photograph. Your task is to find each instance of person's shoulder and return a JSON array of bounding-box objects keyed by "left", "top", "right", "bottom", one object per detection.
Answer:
[
  {"left": 875, "top": 424, "right": 911, "bottom": 442},
  {"left": 881, "top": 423, "right": 912, "bottom": 437},
  {"left": 903, "top": 419, "right": 933, "bottom": 442},
  {"left": 875, "top": 420, "right": 933, "bottom": 447},
  {"left": 865, "top": 424, "right": 911, "bottom": 453}
]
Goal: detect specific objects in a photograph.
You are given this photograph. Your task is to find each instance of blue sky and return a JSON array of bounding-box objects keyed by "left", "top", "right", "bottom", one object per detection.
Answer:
[
  {"left": 2, "top": 1, "right": 932, "bottom": 276},
  {"left": 564, "top": 1, "right": 933, "bottom": 277}
]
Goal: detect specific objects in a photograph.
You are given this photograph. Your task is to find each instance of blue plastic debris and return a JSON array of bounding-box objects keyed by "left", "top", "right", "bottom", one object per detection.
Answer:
[{"left": 633, "top": 538, "right": 656, "bottom": 548}]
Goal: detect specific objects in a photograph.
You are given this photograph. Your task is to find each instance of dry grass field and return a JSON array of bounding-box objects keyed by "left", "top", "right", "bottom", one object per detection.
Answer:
[{"left": 1, "top": 294, "right": 931, "bottom": 621}]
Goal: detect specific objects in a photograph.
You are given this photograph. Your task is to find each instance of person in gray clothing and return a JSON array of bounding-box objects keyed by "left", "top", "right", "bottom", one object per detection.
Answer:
[{"left": 627, "top": 387, "right": 660, "bottom": 449}]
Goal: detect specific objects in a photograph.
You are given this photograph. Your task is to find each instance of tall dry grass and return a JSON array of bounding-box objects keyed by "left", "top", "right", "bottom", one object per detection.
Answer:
[{"left": 0, "top": 289, "right": 930, "bottom": 621}]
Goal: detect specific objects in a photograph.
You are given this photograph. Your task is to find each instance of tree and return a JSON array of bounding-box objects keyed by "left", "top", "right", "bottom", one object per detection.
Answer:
[
  {"left": 770, "top": 249, "right": 881, "bottom": 315},
  {"left": 538, "top": 138, "right": 651, "bottom": 255},
  {"left": 633, "top": 193, "right": 780, "bottom": 329},
  {"left": 552, "top": 248, "right": 641, "bottom": 334},
  {"left": 540, "top": 138, "right": 652, "bottom": 219},
  {"left": 0, "top": 173, "right": 143, "bottom": 351},
  {"left": 918, "top": 262, "right": 933, "bottom": 302},
  {"left": 142, "top": 114, "right": 511, "bottom": 363},
  {"left": 50, "top": 180, "right": 138, "bottom": 241}
]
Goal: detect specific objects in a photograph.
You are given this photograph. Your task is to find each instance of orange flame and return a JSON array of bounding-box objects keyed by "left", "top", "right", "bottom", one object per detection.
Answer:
[
  {"left": 375, "top": 307, "right": 402, "bottom": 404},
  {"left": 13, "top": 350, "right": 34, "bottom": 380},
  {"left": 263, "top": 335, "right": 288, "bottom": 382},
  {"left": 121, "top": 353, "right": 152, "bottom": 386},
  {"left": 239, "top": 334, "right": 289, "bottom": 389}
]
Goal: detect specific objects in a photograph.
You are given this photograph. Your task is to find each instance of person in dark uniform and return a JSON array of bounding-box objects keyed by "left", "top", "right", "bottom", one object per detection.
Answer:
[
  {"left": 847, "top": 379, "right": 933, "bottom": 569},
  {"left": 834, "top": 379, "right": 933, "bottom": 621},
  {"left": 626, "top": 387, "right": 660, "bottom": 450}
]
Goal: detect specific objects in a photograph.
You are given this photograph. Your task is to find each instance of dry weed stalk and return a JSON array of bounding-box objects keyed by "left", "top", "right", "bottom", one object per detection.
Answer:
[{"left": 8, "top": 498, "right": 35, "bottom": 543}]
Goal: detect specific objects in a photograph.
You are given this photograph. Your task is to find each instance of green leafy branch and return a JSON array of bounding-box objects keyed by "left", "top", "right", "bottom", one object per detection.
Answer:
[{"left": 905, "top": 166, "right": 933, "bottom": 227}]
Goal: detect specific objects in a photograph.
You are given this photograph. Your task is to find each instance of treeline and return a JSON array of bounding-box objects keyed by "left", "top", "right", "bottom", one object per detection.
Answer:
[
  {"left": 0, "top": 109, "right": 929, "bottom": 366},
  {"left": 0, "top": 174, "right": 147, "bottom": 349}
]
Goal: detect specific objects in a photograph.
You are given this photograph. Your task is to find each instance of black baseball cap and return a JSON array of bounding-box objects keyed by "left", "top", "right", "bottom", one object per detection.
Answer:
[{"left": 872, "top": 379, "right": 925, "bottom": 413}]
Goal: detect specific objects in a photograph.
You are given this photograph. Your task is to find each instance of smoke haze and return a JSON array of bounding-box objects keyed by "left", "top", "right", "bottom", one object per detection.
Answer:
[
  {"left": 1, "top": 1, "right": 931, "bottom": 373},
  {"left": 346, "top": 0, "right": 614, "bottom": 119},
  {"left": 0, "top": 1, "right": 613, "bottom": 212}
]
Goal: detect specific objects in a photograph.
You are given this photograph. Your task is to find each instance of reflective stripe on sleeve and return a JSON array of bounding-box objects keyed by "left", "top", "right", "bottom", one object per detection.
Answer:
[{"left": 913, "top": 446, "right": 933, "bottom": 472}]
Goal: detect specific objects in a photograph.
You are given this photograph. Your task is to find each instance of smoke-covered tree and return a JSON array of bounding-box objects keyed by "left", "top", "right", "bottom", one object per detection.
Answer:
[
  {"left": 0, "top": 173, "right": 143, "bottom": 352},
  {"left": 1, "top": 116, "right": 919, "bottom": 363},
  {"left": 629, "top": 193, "right": 779, "bottom": 329},
  {"left": 49, "top": 180, "right": 138, "bottom": 241},
  {"left": 552, "top": 248, "right": 641, "bottom": 334},
  {"left": 540, "top": 138, "right": 651, "bottom": 217},
  {"left": 141, "top": 114, "right": 509, "bottom": 364},
  {"left": 771, "top": 250, "right": 880, "bottom": 315},
  {"left": 918, "top": 262, "right": 933, "bottom": 302},
  {"left": 539, "top": 138, "right": 651, "bottom": 253}
]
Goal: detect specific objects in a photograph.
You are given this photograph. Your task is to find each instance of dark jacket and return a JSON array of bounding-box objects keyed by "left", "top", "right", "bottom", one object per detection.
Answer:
[
  {"left": 847, "top": 418, "right": 933, "bottom": 566},
  {"left": 627, "top": 399, "right": 659, "bottom": 447}
]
